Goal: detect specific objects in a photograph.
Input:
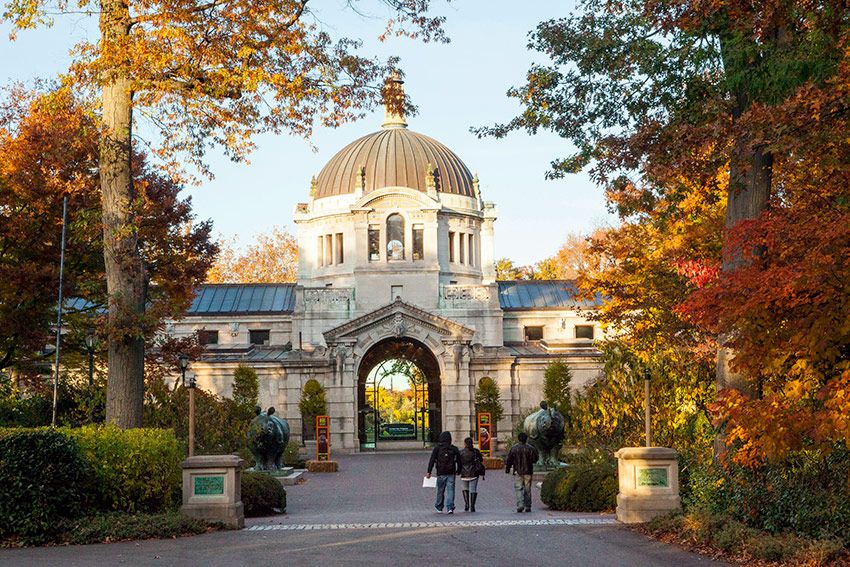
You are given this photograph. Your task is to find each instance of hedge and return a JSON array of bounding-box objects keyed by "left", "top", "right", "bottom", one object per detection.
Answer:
[
  {"left": 540, "top": 461, "right": 617, "bottom": 512},
  {"left": 65, "top": 425, "right": 182, "bottom": 513},
  {"left": 242, "top": 472, "right": 286, "bottom": 517},
  {"left": 0, "top": 428, "right": 90, "bottom": 540}
]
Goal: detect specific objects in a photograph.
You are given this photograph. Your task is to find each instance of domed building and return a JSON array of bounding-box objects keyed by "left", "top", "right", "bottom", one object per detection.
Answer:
[{"left": 167, "top": 76, "right": 604, "bottom": 452}]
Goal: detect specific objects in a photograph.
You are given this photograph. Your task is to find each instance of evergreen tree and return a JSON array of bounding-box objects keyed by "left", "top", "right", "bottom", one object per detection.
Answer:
[
  {"left": 543, "top": 360, "right": 572, "bottom": 423},
  {"left": 474, "top": 377, "right": 503, "bottom": 436}
]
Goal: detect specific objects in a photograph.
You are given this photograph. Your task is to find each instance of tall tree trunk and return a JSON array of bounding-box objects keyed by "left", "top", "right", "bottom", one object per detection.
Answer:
[
  {"left": 717, "top": 139, "right": 772, "bottom": 396},
  {"left": 715, "top": 30, "right": 775, "bottom": 402},
  {"left": 101, "top": 0, "right": 145, "bottom": 428}
]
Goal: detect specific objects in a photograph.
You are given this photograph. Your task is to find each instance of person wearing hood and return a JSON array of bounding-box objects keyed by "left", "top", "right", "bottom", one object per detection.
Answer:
[{"left": 426, "top": 431, "right": 462, "bottom": 513}]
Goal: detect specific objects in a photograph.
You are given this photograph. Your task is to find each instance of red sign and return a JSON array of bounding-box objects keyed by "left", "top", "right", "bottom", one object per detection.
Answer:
[
  {"left": 316, "top": 415, "right": 330, "bottom": 461},
  {"left": 477, "top": 412, "right": 491, "bottom": 458}
]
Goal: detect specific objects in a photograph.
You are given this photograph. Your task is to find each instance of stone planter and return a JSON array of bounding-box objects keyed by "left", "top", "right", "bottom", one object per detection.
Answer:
[
  {"left": 614, "top": 447, "right": 681, "bottom": 524},
  {"left": 307, "top": 460, "right": 339, "bottom": 472}
]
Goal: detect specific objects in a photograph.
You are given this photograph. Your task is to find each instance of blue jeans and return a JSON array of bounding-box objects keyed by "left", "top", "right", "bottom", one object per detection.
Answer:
[
  {"left": 514, "top": 474, "right": 533, "bottom": 510},
  {"left": 435, "top": 475, "right": 456, "bottom": 511}
]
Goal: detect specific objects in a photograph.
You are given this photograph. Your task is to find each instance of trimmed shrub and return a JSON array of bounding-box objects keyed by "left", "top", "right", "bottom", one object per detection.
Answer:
[
  {"left": 283, "top": 440, "right": 306, "bottom": 468},
  {"left": 540, "top": 459, "right": 617, "bottom": 512},
  {"left": 0, "top": 428, "right": 91, "bottom": 539},
  {"left": 65, "top": 425, "right": 182, "bottom": 513},
  {"left": 241, "top": 472, "right": 286, "bottom": 517}
]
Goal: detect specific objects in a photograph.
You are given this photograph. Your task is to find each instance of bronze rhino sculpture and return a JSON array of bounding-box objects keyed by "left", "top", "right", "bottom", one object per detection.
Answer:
[
  {"left": 523, "top": 401, "right": 565, "bottom": 469},
  {"left": 247, "top": 406, "right": 290, "bottom": 471}
]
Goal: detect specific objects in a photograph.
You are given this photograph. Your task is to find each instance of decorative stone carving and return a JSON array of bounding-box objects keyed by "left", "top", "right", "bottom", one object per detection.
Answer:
[
  {"left": 304, "top": 288, "right": 353, "bottom": 311},
  {"left": 442, "top": 285, "right": 492, "bottom": 308}
]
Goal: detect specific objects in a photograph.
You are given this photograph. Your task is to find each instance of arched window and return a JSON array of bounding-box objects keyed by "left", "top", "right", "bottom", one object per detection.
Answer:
[{"left": 386, "top": 214, "right": 405, "bottom": 260}]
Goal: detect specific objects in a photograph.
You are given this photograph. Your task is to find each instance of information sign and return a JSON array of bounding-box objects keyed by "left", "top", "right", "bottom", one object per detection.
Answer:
[
  {"left": 637, "top": 467, "right": 669, "bottom": 488},
  {"left": 194, "top": 475, "right": 225, "bottom": 496},
  {"left": 477, "top": 412, "right": 492, "bottom": 458},
  {"left": 316, "top": 415, "right": 330, "bottom": 461}
]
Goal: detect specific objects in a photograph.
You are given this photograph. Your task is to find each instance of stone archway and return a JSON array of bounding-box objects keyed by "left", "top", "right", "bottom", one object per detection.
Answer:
[{"left": 356, "top": 337, "right": 441, "bottom": 449}]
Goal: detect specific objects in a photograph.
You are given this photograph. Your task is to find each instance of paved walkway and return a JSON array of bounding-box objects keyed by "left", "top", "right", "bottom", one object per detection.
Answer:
[
  {"left": 250, "top": 450, "right": 610, "bottom": 526},
  {"left": 0, "top": 451, "right": 724, "bottom": 566}
]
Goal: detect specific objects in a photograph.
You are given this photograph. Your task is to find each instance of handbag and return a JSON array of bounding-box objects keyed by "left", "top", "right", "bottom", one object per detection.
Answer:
[{"left": 475, "top": 450, "right": 486, "bottom": 476}]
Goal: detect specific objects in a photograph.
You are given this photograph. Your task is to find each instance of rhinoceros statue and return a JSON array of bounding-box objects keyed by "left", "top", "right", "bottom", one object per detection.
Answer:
[
  {"left": 247, "top": 406, "right": 290, "bottom": 471},
  {"left": 523, "top": 401, "right": 566, "bottom": 469}
]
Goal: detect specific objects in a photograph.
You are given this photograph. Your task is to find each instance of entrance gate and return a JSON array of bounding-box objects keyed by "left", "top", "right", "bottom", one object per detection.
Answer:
[{"left": 357, "top": 337, "right": 441, "bottom": 450}]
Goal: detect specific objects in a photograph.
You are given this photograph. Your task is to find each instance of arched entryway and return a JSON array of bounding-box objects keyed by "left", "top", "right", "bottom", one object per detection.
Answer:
[{"left": 357, "top": 337, "right": 441, "bottom": 450}]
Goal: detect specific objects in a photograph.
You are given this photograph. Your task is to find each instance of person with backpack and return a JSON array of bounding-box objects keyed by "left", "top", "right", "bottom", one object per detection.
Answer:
[
  {"left": 459, "top": 437, "right": 485, "bottom": 512},
  {"left": 505, "top": 431, "right": 539, "bottom": 513},
  {"left": 426, "top": 431, "right": 462, "bottom": 513}
]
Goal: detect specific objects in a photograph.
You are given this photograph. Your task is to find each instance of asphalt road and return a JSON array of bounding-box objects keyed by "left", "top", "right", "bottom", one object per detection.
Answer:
[{"left": 0, "top": 451, "right": 724, "bottom": 566}]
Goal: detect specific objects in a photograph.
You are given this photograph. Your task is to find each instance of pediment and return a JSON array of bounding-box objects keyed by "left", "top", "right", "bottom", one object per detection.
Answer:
[
  {"left": 351, "top": 186, "right": 441, "bottom": 211},
  {"left": 323, "top": 298, "right": 474, "bottom": 344}
]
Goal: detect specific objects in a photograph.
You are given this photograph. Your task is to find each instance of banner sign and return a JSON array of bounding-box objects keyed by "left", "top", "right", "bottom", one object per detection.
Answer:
[
  {"left": 477, "top": 412, "right": 492, "bottom": 458},
  {"left": 316, "top": 415, "right": 330, "bottom": 461}
]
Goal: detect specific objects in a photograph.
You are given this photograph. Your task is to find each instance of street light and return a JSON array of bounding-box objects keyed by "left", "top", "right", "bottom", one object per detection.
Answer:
[
  {"left": 643, "top": 367, "right": 652, "bottom": 448},
  {"left": 178, "top": 354, "right": 195, "bottom": 457},
  {"left": 84, "top": 328, "right": 97, "bottom": 422}
]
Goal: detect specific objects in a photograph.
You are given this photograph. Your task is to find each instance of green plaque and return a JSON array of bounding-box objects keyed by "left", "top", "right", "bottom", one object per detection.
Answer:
[
  {"left": 637, "top": 467, "right": 669, "bottom": 488},
  {"left": 194, "top": 475, "right": 225, "bottom": 496}
]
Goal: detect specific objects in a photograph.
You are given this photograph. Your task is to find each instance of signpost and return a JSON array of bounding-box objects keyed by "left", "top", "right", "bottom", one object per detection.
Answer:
[
  {"left": 316, "top": 415, "right": 330, "bottom": 461},
  {"left": 477, "top": 412, "right": 492, "bottom": 457}
]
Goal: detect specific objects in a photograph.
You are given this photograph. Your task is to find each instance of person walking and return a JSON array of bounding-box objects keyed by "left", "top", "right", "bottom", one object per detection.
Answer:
[
  {"left": 505, "top": 432, "right": 539, "bottom": 513},
  {"left": 426, "top": 431, "right": 462, "bottom": 514},
  {"left": 459, "top": 437, "right": 485, "bottom": 512}
]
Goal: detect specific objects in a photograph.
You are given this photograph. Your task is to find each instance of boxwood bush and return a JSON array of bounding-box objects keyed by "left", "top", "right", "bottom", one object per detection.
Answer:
[
  {"left": 241, "top": 472, "right": 286, "bottom": 517},
  {"left": 65, "top": 425, "right": 182, "bottom": 513},
  {"left": 0, "top": 428, "right": 91, "bottom": 539},
  {"left": 541, "top": 460, "right": 617, "bottom": 512}
]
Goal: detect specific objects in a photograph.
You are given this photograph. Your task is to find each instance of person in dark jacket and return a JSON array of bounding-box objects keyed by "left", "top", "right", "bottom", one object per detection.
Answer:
[
  {"left": 505, "top": 432, "right": 539, "bottom": 512},
  {"left": 426, "top": 431, "right": 462, "bottom": 513},
  {"left": 459, "top": 437, "right": 485, "bottom": 512}
]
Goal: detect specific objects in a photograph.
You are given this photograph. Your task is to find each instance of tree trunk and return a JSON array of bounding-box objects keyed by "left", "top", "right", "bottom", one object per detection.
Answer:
[
  {"left": 716, "top": 141, "right": 773, "bottom": 396},
  {"left": 101, "top": 0, "right": 145, "bottom": 428}
]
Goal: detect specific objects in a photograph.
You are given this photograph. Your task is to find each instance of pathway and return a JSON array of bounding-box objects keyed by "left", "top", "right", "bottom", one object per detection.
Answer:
[{"left": 0, "top": 450, "right": 724, "bottom": 566}]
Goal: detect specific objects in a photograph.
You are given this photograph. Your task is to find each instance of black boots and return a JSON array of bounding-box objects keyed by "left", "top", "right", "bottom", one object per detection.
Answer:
[
  {"left": 470, "top": 492, "right": 477, "bottom": 512},
  {"left": 462, "top": 490, "right": 470, "bottom": 512}
]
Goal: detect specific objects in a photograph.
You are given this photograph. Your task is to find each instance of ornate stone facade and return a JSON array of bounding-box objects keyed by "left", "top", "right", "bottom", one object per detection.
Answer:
[{"left": 166, "top": 77, "right": 605, "bottom": 452}]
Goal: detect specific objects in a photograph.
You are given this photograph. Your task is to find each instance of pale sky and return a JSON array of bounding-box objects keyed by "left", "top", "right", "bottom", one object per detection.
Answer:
[{"left": 0, "top": 1, "right": 614, "bottom": 265}]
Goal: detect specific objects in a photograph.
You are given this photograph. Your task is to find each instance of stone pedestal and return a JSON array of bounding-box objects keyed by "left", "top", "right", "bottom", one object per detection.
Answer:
[
  {"left": 181, "top": 455, "right": 245, "bottom": 529},
  {"left": 614, "top": 447, "right": 680, "bottom": 524}
]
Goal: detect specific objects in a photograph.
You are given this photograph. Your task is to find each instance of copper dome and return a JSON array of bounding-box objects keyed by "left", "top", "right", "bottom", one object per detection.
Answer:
[{"left": 313, "top": 127, "right": 475, "bottom": 199}]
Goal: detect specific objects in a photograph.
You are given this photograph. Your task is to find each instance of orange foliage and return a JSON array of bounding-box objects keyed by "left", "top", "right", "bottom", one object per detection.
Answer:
[
  {"left": 206, "top": 226, "right": 298, "bottom": 284},
  {"left": 712, "top": 371, "right": 850, "bottom": 466}
]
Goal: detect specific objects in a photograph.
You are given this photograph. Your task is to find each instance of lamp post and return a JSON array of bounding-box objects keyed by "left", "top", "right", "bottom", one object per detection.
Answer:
[
  {"left": 179, "top": 354, "right": 195, "bottom": 457},
  {"left": 643, "top": 367, "right": 652, "bottom": 448},
  {"left": 84, "top": 328, "right": 97, "bottom": 423}
]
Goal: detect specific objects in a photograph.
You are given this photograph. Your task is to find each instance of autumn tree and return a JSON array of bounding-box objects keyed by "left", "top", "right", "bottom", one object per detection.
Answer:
[
  {"left": 0, "top": 87, "right": 215, "bottom": 382},
  {"left": 479, "top": 0, "right": 848, "bottom": 414},
  {"left": 2, "top": 0, "right": 450, "bottom": 427},
  {"left": 207, "top": 227, "right": 298, "bottom": 283}
]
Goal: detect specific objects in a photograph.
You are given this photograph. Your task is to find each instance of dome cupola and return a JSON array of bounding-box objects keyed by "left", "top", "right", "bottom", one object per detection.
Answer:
[{"left": 312, "top": 75, "right": 475, "bottom": 200}]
